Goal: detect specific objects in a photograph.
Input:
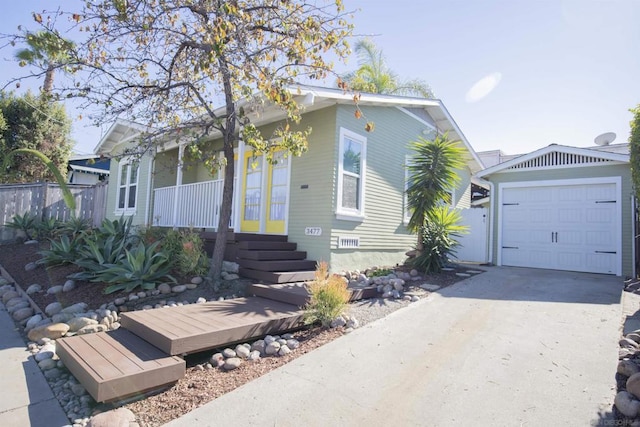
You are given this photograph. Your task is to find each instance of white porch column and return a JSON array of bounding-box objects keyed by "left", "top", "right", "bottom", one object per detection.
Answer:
[
  {"left": 171, "top": 144, "right": 185, "bottom": 229},
  {"left": 234, "top": 137, "right": 245, "bottom": 231}
]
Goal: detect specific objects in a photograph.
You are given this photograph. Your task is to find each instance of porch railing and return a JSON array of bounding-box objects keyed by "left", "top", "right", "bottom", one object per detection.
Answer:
[{"left": 152, "top": 179, "right": 236, "bottom": 229}]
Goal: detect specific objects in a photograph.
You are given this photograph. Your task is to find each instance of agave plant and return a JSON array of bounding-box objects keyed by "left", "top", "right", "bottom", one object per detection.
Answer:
[
  {"left": 35, "top": 217, "right": 63, "bottom": 240},
  {"left": 93, "top": 241, "right": 176, "bottom": 294},
  {"left": 69, "top": 235, "right": 128, "bottom": 280},
  {"left": 61, "top": 216, "right": 91, "bottom": 237},
  {"left": 5, "top": 212, "right": 38, "bottom": 240},
  {"left": 37, "top": 234, "right": 81, "bottom": 267}
]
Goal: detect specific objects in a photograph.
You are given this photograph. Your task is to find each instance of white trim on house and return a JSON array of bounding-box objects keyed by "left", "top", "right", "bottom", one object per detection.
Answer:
[
  {"left": 114, "top": 156, "right": 140, "bottom": 216},
  {"left": 336, "top": 127, "right": 367, "bottom": 222},
  {"left": 496, "top": 177, "right": 623, "bottom": 276},
  {"left": 396, "top": 107, "right": 437, "bottom": 131},
  {"left": 477, "top": 145, "right": 629, "bottom": 178}
]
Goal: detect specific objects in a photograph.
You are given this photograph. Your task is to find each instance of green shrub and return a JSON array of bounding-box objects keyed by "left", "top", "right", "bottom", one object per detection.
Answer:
[
  {"left": 369, "top": 268, "right": 393, "bottom": 277},
  {"left": 410, "top": 205, "right": 467, "bottom": 273},
  {"left": 5, "top": 212, "right": 38, "bottom": 240},
  {"left": 37, "top": 234, "right": 82, "bottom": 267},
  {"left": 304, "top": 262, "right": 350, "bottom": 327},
  {"left": 69, "top": 234, "right": 129, "bottom": 280},
  {"left": 152, "top": 228, "right": 208, "bottom": 277},
  {"left": 93, "top": 241, "right": 176, "bottom": 294}
]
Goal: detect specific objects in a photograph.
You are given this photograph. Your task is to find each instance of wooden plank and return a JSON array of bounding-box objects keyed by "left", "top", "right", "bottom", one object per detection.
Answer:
[
  {"left": 237, "top": 241, "right": 297, "bottom": 250},
  {"left": 56, "top": 329, "right": 185, "bottom": 402},
  {"left": 239, "top": 268, "right": 316, "bottom": 283},
  {"left": 238, "top": 259, "right": 317, "bottom": 271},
  {"left": 121, "top": 297, "right": 304, "bottom": 355},
  {"left": 237, "top": 250, "right": 307, "bottom": 260}
]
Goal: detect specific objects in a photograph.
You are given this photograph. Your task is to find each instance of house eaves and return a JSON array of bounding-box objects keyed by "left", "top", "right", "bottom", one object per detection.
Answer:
[
  {"left": 94, "top": 119, "right": 153, "bottom": 155},
  {"left": 476, "top": 144, "right": 630, "bottom": 178}
]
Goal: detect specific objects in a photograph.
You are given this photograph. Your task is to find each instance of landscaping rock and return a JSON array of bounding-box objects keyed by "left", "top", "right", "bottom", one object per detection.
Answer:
[
  {"left": 25, "top": 284, "right": 42, "bottom": 295},
  {"left": 63, "top": 280, "right": 76, "bottom": 292},
  {"left": 114, "top": 297, "right": 127, "bottom": 306},
  {"left": 278, "top": 345, "right": 291, "bottom": 356},
  {"left": 2, "top": 290, "right": 19, "bottom": 304},
  {"left": 615, "top": 390, "right": 640, "bottom": 418},
  {"left": 618, "top": 360, "right": 640, "bottom": 377},
  {"left": 87, "top": 408, "right": 136, "bottom": 427},
  {"left": 67, "top": 317, "right": 99, "bottom": 333},
  {"left": 62, "top": 302, "right": 88, "bottom": 314},
  {"left": 222, "top": 261, "right": 239, "bottom": 273},
  {"left": 47, "top": 285, "right": 63, "bottom": 295},
  {"left": 251, "top": 340, "right": 266, "bottom": 355},
  {"left": 77, "top": 324, "right": 107, "bottom": 335},
  {"left": 346, "top": 316, "right": 359, "bottom": 329},
  {"left": 455, "top": 273, "right": 471, "bottom": 277},
  {"left": 235, "top": 345, "right": 250, "bottom": 359},
  {"left": 248, "top": 350, "right": 261, "bottom": 361},
  {"left": 43, "top": 367, "right": 63, "bottom": 380},
  {"left": 420, "top": 284, "right": 441, "bottom": 292},
  {"left": 25, "top": 314, "right": 43, "bottom": 331},
  {"left": 620, "top": 338, "right": 640, "bottom": 350},
  {"left": 45, "top": 302, "right": 63, "bottom": 316},
  {"left": 28, "top": 323, "right": 70, "bottom": 341},
  {"left": 222, "top": 348, "right": 236, "bottom": 358},
  {"left": 24, "top": 262, "right": 37, "bottom": 271},
  {"left": 223, "top": 357, "right": 243, "bottom": 371},
  {"left": 411, "top": 295, "right": 420, "bottom": 302},
  {"left": 627, "top": 373, "right": 640, "bottom": 399},
  {"left": 35, "top": 343, "right": 57, "bottom": 362},
  {"left": 171, "top": 285, "right": 187, "bottom": 293},
  {"left": 196, "top": 297, "right": 206, "bottom": 304},
  {"left": 158, "top": 283, "right": 172, "bottom": 294},
  {"left": 286, "top": 339, "right": 300, "bottom": 350},
  {"left": 628, "top": 333, "right": 640, "bottom": 344},
  {"left": 265, "top": 341, "right": 281, "bottom": 356},
  {"left": 6, "top": 297, "right": 28, "bottom": 310},
  {"left": 186, "top": 283, "right": 198, "bottom": 290},
  {"left": 38, "top": 358, "right": 58, "bottom": 371},
  {"left": 13, "top": 306, "right": 34, "bottom": 322},
  {"left": 191, "top": 276, "right": 203, "bottom": 285},
  {"left": 330, "top": 316, "right": 347, "bottom": 328},
  {"left": 210, "top": 353, "right": 224, "bottom": 367}
]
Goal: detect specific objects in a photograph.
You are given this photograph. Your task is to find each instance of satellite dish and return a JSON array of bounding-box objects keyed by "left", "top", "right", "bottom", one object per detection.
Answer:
[{"left": 594, "top": 132, "right": 616, "bottom": 146}]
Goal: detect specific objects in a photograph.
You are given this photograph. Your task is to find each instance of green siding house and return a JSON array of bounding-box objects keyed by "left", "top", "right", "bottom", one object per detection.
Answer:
[{"left": 95, "top": 86, "right": 483, "bottom": 274}]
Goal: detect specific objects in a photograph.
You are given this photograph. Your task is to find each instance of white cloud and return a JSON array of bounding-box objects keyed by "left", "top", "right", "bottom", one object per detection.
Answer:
[{"left": 465, "top": 72, "right": 502, "bottom": 103}]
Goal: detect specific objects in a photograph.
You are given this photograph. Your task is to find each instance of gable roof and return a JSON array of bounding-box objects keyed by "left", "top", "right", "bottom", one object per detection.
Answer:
[
  {"left": 93, "top": 86, "right": 483, "bottom": 173},
  {"left": 476, "top": 144, "right": 630, "bottom": 178}
]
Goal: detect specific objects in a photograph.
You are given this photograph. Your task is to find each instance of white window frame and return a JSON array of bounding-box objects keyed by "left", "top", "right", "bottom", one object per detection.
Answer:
[
  {"left": 336, "top": 128, "right": 366, "bottom": 221},
  {"left": 115, "top": 157, "right": 140, "bottom": 215},
  {"left": 404, "top": 155, "right": 455, "bottom": 225}
]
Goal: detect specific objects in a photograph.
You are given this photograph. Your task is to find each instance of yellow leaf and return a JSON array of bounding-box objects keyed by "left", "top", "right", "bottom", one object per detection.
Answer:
[
  {"left": 365, "top": 122, "right": 375, "bottom": 132},
  {"left": 72, "top": 14, "right": 81, "bottom": 22},
  {"left": 33, "top": 13, "right": 42, "bottom": 23},
  {"left": 354, "top": 110, "right": 362, "bottom": 119}
]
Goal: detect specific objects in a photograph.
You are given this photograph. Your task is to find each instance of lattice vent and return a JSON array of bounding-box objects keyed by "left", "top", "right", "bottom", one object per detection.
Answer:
[
  {"left": 508, "top": 152, "right": 612, "bottom": 170},
  {"left": 337, "top": 236, "right": 361, "bottom": 249}
]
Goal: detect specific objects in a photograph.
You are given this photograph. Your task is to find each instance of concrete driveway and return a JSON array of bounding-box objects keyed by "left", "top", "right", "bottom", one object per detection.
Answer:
[{"left": 166, "top": 267, "right": 622, "bottom": 427}]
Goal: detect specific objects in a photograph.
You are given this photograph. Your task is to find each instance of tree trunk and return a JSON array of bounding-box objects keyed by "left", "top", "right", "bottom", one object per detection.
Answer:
[
  {"left": 209, "top": 141, "right": 235, "bottom": 282},
  {"left": 208, "top": 58, "right": 236, "bottom": 284},
  {"left": 43, "top": 65, "right": 54, "bottom": 96}
]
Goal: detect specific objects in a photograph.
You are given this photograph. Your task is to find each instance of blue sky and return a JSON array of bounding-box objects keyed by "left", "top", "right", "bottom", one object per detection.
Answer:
[{"left": 1, "top": 0, "right": 639, "bottom": 156}]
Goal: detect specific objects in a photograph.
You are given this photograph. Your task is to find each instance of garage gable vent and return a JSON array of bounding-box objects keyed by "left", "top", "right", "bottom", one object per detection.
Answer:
[
  {"left": 507, "top": 152, "right": 613, "bottom": 170},
  {"left": 337, "top": 236, "right": 360, "bottom": 249}
]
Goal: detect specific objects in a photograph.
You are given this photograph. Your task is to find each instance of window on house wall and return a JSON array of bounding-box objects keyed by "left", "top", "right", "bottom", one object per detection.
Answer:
[
  {"left": 117, "top": 158, "right": 139, "bottom": 213},
  {"left": 336, "top": 128, "right": 366, "bottom": 220},
  {"left": 404, "top": 156, "right": 455, "bottom": 224}
]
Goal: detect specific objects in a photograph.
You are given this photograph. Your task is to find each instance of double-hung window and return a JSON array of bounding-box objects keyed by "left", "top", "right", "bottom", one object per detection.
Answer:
[
  {"left": 336, "top": 128, "right": 366, "bottom": 220},
  {"left": 116, "top": 158, "right": 139, "bottom": 214}
]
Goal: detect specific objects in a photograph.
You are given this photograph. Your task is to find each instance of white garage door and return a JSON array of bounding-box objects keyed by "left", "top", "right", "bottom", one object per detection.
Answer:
[{"left": 500, "top": 182, "right": 620, "bottom": 275}]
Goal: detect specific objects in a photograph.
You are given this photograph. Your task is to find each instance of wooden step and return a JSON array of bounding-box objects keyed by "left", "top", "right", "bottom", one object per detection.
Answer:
[
  {"left": 239, "top": 268, "right": 316, "bottom": 284},
  {"left": 234, "top": 233, "right": 288, "bottom": 242},
  {"left": 248, "top": 283, "right": 311, "bottom": 307},
  {"left": 237, "top": 241, "right": 297, "bottom": 251},
  {"left": 238, "top": 259, "right": 317, "bottom": 272},
  {"left": 237, "top": 249, "right": 307, "bottom": 261},
  {"left": 56, "top": 329, "right": 185, "bottom": 403},
  {"left": 120, "top": 297, "right": 303, "bottom": 355}
]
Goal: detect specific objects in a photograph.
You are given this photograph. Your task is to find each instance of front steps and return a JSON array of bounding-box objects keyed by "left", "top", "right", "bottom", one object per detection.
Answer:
[{"left": 235, "top": 234, "right": 318, "bottom": 284}]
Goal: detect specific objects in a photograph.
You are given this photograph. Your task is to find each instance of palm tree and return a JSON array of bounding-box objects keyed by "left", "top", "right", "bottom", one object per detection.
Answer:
[
  {"left": 340, "top": 39, "right": 434, "bottom": 98},
  {"left": 406, "top": 133, "right": 465, "bottom": 255},
  {"left": 15, "top": 31, "right": 74, "bottom": 96}
]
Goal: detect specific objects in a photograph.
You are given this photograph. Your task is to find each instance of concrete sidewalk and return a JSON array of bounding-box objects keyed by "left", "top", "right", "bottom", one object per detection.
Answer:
[
  {"left": 166, "top": 266, "right": 622, "bottom": 427},
  {"left": 0, "top": 302, "right": 68, "bottom": 427}
]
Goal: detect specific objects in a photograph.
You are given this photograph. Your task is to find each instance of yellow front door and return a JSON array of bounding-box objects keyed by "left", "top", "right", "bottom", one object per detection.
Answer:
[
  {"left": 240, "top": 152, "right": 263, "bottom": 232},
  {"left": 265, "top": 151, "right": 288, "bottom": 234}
]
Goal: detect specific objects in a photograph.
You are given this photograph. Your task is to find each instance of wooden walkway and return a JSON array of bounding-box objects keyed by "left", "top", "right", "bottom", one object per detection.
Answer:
[
  {"left": 120, "top": 297, "right": 304, "bottom": 355},
  {"left": 56, "top": 296, "right": 304, "bottom": 402}
]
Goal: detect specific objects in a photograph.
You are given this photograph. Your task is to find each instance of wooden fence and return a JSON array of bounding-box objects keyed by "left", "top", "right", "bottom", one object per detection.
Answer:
[{"left": 0, "top": 182, "right": 108, "bottom": 242}]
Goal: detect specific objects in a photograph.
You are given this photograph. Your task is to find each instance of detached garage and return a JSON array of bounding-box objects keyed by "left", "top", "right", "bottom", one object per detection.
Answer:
[{"left": 476, "top": 145, "right": 633, "bottom": 277}]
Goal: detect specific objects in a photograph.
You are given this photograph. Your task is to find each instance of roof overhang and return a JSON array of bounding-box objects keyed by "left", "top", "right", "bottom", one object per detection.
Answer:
[
  {"left": 93, "top": 86, "right": 483, "bottom": 173},
  {"left": 476, "top": 144, "right": 630, "bottom": 179},
  {"left": 68, "top": 164, "right": 110, "bottom": 175}
]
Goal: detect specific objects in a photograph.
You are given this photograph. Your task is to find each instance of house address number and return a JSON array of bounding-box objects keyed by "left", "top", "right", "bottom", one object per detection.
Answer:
[{"left": 305, "top": 227, "right": 322, "bottom": 236}]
